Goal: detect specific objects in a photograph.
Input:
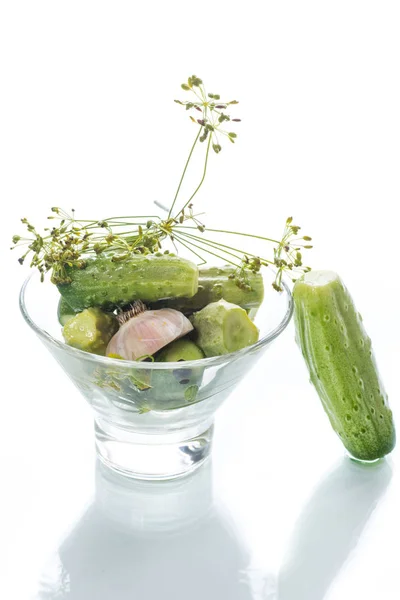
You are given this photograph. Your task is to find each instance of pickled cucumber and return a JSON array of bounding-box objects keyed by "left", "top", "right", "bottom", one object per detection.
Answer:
[
  {"left": 150, "top": 266, "right": 264, "bottom": 314},
  {"left": 191, "top": 299, "right": 259, "bottom": 357},
  {"left": 156, "top": 338, "right": 205, "bottom": 362},
  {"left": 293, "top": 270, "right": 396, "bottom": 461},
  {"left": 57, "top": 254, "right": 199, "bottom": 312},
  {"left": 62, "top": 307, "right": 119, "bottom": 355}
]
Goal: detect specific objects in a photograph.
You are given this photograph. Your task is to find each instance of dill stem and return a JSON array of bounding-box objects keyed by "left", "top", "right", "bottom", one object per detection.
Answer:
[
  {"left": 168, "top": 127, "right": 202, "bottom": 219},
  {"left": 175, "top": 225, "right": 280, "bottom": 245},
  {"left": 173, "top": 232, "right": 239, "bottom": 267},
  {"left": 177, "top": 231, "right": 244, "bottom": 261},
  {"left": 177, "top": 230, "right": 274, "bottom": 266},
  {"left": 102, "top": 215, "right": 161, "bottom": 222},
  {"left": 172, "top": 234, "right": 207, "bottom": 265},
  {"left": 173, "top": 133, "right": 213, "bottom": 219}
]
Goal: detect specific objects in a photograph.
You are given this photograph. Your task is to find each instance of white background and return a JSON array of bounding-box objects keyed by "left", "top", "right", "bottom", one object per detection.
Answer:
[{"left": 1, "top": 2, "right": 399, "bottom": 599}]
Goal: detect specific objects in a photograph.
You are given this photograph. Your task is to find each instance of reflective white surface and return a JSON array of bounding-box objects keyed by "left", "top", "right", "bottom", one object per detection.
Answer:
[{"left": 1, "top": 305, "right": 399, "bottom": 599}]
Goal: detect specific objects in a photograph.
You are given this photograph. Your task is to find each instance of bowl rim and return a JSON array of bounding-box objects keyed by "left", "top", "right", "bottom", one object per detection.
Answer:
[{"left": 19, "top": 272, "right": 294, "bottom": 370}]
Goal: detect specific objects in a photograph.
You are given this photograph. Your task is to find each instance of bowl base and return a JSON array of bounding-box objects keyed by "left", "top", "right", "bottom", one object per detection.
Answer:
[{"left": 94, "top": 418, "right": 214, "bottom": 480}]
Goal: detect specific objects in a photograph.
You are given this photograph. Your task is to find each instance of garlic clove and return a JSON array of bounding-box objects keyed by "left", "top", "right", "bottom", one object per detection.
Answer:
[{"left": 106, "top": 308, "right": 193, "bottom": 361}]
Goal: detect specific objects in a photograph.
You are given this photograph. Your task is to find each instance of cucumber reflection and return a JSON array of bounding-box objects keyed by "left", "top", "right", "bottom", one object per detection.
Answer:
[{"left": 278, "top": 458, "right": 393, "bottom": 600}]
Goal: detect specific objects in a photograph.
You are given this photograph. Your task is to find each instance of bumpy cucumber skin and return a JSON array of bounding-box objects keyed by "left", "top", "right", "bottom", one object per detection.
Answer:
[
  {"left": 57, "top": 255, "right": 199, "bottom": 312},
  {"left": 150, "top": 266, "right": 264, "bottom": 314},
  {"left": 294, "top": 272, "right": 395, "bottom": 461},
  {"left": 192, "top": 299, "right": 259, "bottom": 357}
]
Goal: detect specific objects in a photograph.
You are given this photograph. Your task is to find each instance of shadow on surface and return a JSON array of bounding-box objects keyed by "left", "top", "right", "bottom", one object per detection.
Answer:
[
  {"left": 37, "top": 460, "right": 253, "bottom": 600},
  {"left": 277, "top": 457, "right": 393, "bottom": 600}
]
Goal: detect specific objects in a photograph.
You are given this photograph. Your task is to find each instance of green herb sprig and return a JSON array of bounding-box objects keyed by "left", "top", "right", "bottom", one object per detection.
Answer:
[{"left": 11, "top": 75, "right": 312, "bottom": 290}]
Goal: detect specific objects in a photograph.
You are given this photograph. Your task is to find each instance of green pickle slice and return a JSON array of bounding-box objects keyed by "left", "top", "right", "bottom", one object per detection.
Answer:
[{"left": 62, "top": 307, "right": 118, "bottom": 355}]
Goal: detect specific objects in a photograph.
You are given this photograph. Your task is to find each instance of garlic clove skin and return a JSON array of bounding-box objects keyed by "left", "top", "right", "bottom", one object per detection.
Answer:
[{"left": 106, "top": 308, "right": 193, "bottom": 361}]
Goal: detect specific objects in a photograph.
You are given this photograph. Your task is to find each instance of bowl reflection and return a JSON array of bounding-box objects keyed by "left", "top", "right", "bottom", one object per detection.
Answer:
[{"left": 38, "top": 461, "right": 254, "bottom": 600}]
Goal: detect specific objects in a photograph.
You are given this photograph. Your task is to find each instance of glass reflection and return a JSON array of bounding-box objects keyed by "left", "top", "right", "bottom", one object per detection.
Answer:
[{"left": 38, "top": 461, "right": 253, "bottom": 600}]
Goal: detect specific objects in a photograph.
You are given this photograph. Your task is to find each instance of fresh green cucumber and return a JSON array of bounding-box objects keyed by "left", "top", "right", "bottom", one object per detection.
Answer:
[
  {"left": 62, "top": 307, "right": 119, "bottom": 355},
  {"left": 293, "top": 270, "right": 395, "bottom": 461},
  {"left": 57, "top": 254, "right": 199, "bottom": 312},
  {"left": 150, "top": 266, "right": 264, "bottom": 314},
  {"left": 191, "top": 299, "right": 259, "bottom": 357}
]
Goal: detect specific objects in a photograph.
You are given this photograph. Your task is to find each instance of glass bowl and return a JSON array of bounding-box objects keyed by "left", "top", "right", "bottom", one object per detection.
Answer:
[{"left": 20, "top": 270, "right": 293, "bottom": 480}]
